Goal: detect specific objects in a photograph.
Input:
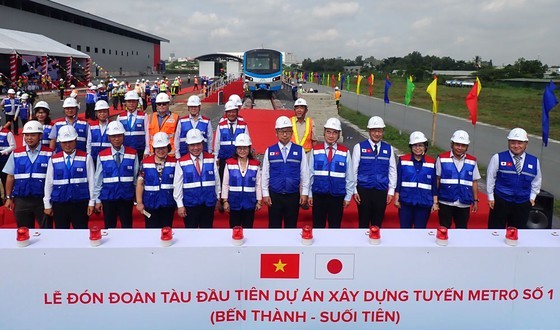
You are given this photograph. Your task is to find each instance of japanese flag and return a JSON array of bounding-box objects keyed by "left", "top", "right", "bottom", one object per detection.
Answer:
[{"left": 315, "top": 254, "right": 355, "bottom": 280}]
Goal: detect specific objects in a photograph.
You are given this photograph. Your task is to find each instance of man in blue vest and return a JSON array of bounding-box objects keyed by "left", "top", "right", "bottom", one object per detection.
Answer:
[
  {"left": 1, "top": 88, "right": 19, "bottom": 134},
  {"left": 117, "top": 91, "right": 149, "bottom": 159},
  {"left": 85, "top": 85, "right": 98, "bottom": 120},
  {"left": 93, "top": 121, "right": 139, "bottom": 229},
  {"left": 174, "top": 95, "right": 213, "bottom": 157},
  {"left": 486, "top": 128, "right": 541, "bottom": 229},
  {"left": 352, "top": 116, "right": 397, "bottom": 228},
  {"left": 3, "top": 121, "right": 53, "bottom": 228},
  {"left": 43, "top": 125, "right": 95, "bottom": 229},
  {"left": 436, "top": 130, "right": 481, "bottom": 229},
  {"left": 86, "top": 100, "right": 111, "bottom": 164},
  {"left": 49, "top": 97, "right": 89, "bottom": 153},
  {"left": 262, "top": 116, "right": 310, "bottom": 228},
  {"left": 308, "top": 118, "right": 355, "bottom": 228}
]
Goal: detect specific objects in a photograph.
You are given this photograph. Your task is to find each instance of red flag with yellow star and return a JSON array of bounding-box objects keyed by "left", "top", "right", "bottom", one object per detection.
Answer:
[{"left": 260, "top": 254, "right": 300, "bottom": 279}]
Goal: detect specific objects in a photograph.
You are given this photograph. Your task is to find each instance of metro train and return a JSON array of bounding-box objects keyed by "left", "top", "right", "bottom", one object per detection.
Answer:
[{"left": 243, "top": 49, "right": 283, "bottom": 92}]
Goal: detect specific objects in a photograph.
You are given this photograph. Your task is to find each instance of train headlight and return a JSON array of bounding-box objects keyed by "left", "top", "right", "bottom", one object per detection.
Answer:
[{"left": 272, "top": 76, "right": 281, "bottom": 81}]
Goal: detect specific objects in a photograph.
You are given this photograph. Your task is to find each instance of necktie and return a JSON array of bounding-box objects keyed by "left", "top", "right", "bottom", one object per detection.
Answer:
[
  {"left": 282, "top": 146, "right": 288, "bottom": 161},
  {"left": 66, "top": 155, "right": 72, "bottom": 169},
  {"left": 229, "top": 123, "right": 234, "bottom": 135},
  {"left": 327, "top": 146, "right": 333, "bottom": 162},
  {"left": 514, "top": 155, "right": 522, "bottom": 174},
  {"left": 115, "top": 152, "right": 121, "bottom": 167},
  {"left": 373, "top": 144, "right": 378, "bottom": 157},
  {"left": 195, "top": 157, "right": 201, "bottom": 175},
  {"left": 128, "top": 114, "right": 133, "bottom": 129}
]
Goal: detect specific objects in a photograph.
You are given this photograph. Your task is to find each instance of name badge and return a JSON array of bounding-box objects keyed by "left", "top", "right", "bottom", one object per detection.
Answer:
[
  {"left": 76, "top": 168, "right": 84, "bottom": 172},
  {"left": 127, "top": 166, "right": 133, "bottom": 170},
  {"left": 41, "top": 163, "right": 47, "bottom": 167}
]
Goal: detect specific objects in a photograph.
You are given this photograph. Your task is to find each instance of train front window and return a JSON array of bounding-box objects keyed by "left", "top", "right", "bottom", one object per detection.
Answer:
[{"left": 246, "top": 53, "right": 281, "bottom": 74}]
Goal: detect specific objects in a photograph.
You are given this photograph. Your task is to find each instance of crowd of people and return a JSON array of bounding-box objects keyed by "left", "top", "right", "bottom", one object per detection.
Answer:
[{"left": 0, "top": 87, "right": 542, "bottom": 231}]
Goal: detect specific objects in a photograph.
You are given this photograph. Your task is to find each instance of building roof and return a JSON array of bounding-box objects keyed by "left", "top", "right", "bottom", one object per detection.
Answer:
[
  {"left": 0, "top": 28, "right": 90, "bottom": 58},
  {"left": 14, "top": 0, "right": 169, "bottom": 44}
]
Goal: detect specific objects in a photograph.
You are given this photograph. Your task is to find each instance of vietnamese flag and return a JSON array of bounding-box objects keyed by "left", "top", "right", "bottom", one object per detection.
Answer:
[
  {"left": 465, "top": 77, "right": 482, "bottom": 125},
  {"left": 260, "top": 253, "right": 300, "bottom": 279}
]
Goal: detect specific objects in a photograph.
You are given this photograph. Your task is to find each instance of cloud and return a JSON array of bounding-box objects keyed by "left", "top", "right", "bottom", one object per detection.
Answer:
[
  {"left": 308, "top": 29, "right": 340, "bottom": 42},
  {"left": 411, "top": 17, "right": 433, "bottom": 30},
  {"left": 311, "top": 2, "right": 359, "bottom": 18}
]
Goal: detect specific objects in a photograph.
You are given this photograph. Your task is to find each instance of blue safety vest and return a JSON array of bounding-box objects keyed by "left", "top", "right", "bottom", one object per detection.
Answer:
[
  {"left": 398, "top": 154, "right": 435, "bottom": 207},
  {"left": 178, "top": 116, "right": 211, "bottom": 155},
  {"left": 217, "top": 119, "right": 247, "bottom": 160},
  {"left": 85, "top": 89, "right": 97, "bottom": 104},
  {"left": 41, "top": 124, "right": 52, "bottom": 147},
  {"left": 52, "top": 119, "right": 88, "bottom": 152},
  {"left": 89, "top": 121, "right": 111, "bottom": 161},
  {"left": 226, "top": 158, "right": 260, "bottom": 210},
  {"left": 438, "top": 151, "right": 476, "bottom": 205},
  {"left": 179, "top": 152, "right": 217, "bottom": 207},
  {"left": 0, "top": 128, "right": 11, "bottom": 152},
  {"left": 357, "top": 140, "right": 391, "bottom": 190},
  {"left": 495, "top": 151, "right": 538, "bottom": 203},
  {"left": 50, "top": 150, "right": 90, "bottom": 202},
  {"left": 268, "top": 143, "right": 302, "bottom": 194},
  {"left": 19, "top": 102, "right": 31, "bottom": 120},
  {"left": 12, "top": 146, "right": 53, "bottom": 198},
  {"left": 98, "top": 147, "right": 136, "bottom": 201},
  {"left": 2, "top": 98, "right": 19, "bottom": 114},
  {"left": 118, "top": 111, "right": 147, "bottom": 152},
  {"left": 311, "top": 144, "right": 348, "bottom": 196},
  {"left": 141, "top": 155, "right": 176, "bottom": 209}
]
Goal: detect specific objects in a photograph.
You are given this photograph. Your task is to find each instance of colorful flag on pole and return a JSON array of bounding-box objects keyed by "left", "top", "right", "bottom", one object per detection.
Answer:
[
  {"left": 346, "top": 74, "right": 350, "bottom": 91},
  {"left": 356, "top": 75, "right": 363, "bottom": 95},
  {"left": 327, "top": 74, "right": 330, "bottom": 87},
  {"left": 368, "top": 74, "right": 374, "bottom": 96},
  {"left": 338, "top": 72, "right": 341, "bottom": 84},
  {"left": 340, "top": 74, "right": 346, "bottom": 90},
  {"left": 404, "top": 75, "right": 415, "bottom": 105},
  {"left": 465, "top": 77, "right": 482, "bottom": 125},
  {"left": 384, "top": 75, "right": 392, "bottom": 104},
  {"left": 331, "top": 74, "right": 336, "bottom": 88},
  {"left": 542, "top": 80, "right": 559, "bottom": 146},
  {"left": 260, "top": 253, "right": 300, "bottom": 279},
  {"left": 426, "top": 76, "right": 438, "bottom": 113}
]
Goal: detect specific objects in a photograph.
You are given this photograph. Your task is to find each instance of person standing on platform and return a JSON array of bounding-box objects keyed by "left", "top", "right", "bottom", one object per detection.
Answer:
[
  {"left": 221, "top": 133, "right": 262, "bottom": 228},
  {"left": 32, "top": 101, "right": 52, "bottom": 147},
  {"left": 175, "top": 95, "right": 213, "bottom": 158},
  {"left": 93, "top": 121, "right": 139, "bottom": 229},
  {"left": 393, "top": 131, "right": 438, "bottom": 229},
  {"left": 117, "top": 91, "right": 149, "bottom": 159},
  {"left": 86, "top": 100, "right": 111, "bottom": 163},
  {"left": 149, "top": 85, "right": 158, "bottom": 113},
  {"left": 262, "top": 116, "right": 310, "bottom": 228},
  {"left": 291, "top": 82, "right": 298, "bottom": 101},
  {"left": 352, "top": 116, "right": 397, "bottom": 228},
  {"left": 16, "top": 93, "right": 31, "bottom": 131},
  {"left": 147, "top": 93, "right": 178, "bottom": 156},
  {"left": 334, "top": 86, "right": 342, "bottom": 112},
  {"left": 58, "top": 78, "right": 65, "bottom": 101},
  {"left": 487, "top": 128, "right": 541, "bottom": 229},
  {"left": 2, "top": 89, "right": 19, "bottom": 135},
  {"left": 136, "top": 132, "right": 177, "bottom": 228},
  {"left": 174, "top": 129, "right": 220, "bottom": 228},
  {"left": 291, "top": 98, "right": 317, "bottom": 154},
  {"left": 436, "top": 130, "right": 480, "bottom": 229},
  {"left": 3, "top": 121, "right": 53, "bottom": 228},
  {"left": 193, "top": 76, "right": 199, "bottom": 90},
  {"left": 308, "top": 118, "right": 355, "bottom": 228},
  {"left": 85, "top": 85, "right": 98, "bottom": 120},
  {"left": 0, "top": 120, "right": 17, "bottom": 194},
  {"left": 49, "top": 97, "right": 89, "bottom": 153},
  {"left": 43, "top": 125, "right": 95, "bottom": 229}
]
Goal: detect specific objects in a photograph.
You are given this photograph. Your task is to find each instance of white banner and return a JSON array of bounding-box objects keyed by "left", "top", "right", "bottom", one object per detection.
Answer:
[{"left": 0, "top": 228, "right": 559, "bottom": 329}]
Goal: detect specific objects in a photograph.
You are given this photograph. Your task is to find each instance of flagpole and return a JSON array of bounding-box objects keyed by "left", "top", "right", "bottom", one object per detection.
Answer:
[
  {"left": 472, "top": 124, "right": 477, "bottom": 155},
  {"left": 431, "top": 112, "right": 437, "bottom": 146},
  {"left": 401, "top": 105, "right": 408, "bottom": 135}
]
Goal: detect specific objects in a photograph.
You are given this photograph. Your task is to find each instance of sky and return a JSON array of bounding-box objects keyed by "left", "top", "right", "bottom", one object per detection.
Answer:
[{"left": 53, "top": 0, "right": 559, "bottom": 66}]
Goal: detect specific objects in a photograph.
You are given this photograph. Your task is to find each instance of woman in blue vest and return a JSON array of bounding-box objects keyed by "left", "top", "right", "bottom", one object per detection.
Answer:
[
  {"left": 221, "top": 133, "right": 262, "bottom": 228},
  {"left": 394, "top": 131, "right": 439, "bottom": 228},
  {"left": 16, "top": 93, "right": 31, "bottom": 129},
  {"left": 136, "top": 132, "right": 177, "bottom": 228},
  {"left": 32, "top": 101, "right": 52, "bottom": 147}
]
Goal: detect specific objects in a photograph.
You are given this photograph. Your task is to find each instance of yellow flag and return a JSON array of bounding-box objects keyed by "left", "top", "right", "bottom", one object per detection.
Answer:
[
  {"left": 475, "top": 77, "right": 482, "bottom": 96},
  {"left": 426, "top": 77, "right": 438, "bottom": 113},
  {"left": 356, "top": 75, "right": 363, "bottom": 95}
]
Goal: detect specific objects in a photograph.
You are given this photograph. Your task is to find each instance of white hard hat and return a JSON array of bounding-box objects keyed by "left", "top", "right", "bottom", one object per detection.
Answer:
[
  {"left": 146, "top": 79, "right": 150, "bottom": 83},
  {"left": 228, "top": 94, "right": 242, "bottom": 106},
  {"left": 275, "top": 116, "right": 292, "bottom": 129},
  {"left": 7, "top": 89, "right": 15, "bottom": 94},
  {"left": 367, "top": 116, "right": 385, "bottom": 129},
  {"left": 34, "top": 101, "right": 50, "bottom": 111},
  {"left": 187, "top": 95, "right": 201, "bottom": 106},
  {"left": 22, "top": 120, "right": 43, "bottom": 134},
  {"left": 21, "top": 93, "right": 29, "bottom": 100},
  {"left": 57, "top": 125, "right": 78, "bottom": 142},
  {"left": 451, "top": 130, "right": 470, "bottom": 144},
  {"left": 155, "top": 93, "right": 170, "bottom": 103},
  {"left": 16, "top": 91, "right": 21, "bottom": 97},
  {"left": 97, "top": 84, "right": 103, "bottom": 88},
  {"left": 224, "top": 101, "right": 237, "bottom": 112},
  {"left": 63, "top": 97, "right": 79, "bottom": 108},
  {"left": 335, "top": 86, "right": 339, "bottom": 90},
  {"left": 507, "top": 128, "right": 528, "bottom": 142},
  {"left": 294, "top": 98, "right": 308, "bottom": 108},
  {"left": 106, "top": 121, "right": 126, "bottom": 136},
  {"left": 324, "top": 118, "right": 342, "bottom": 131},
  {"left": 70, "top": 84, "right": 75, "bottom": 88},
  {"left": 87, "top": 82, "right": 93, "bottom": 87},
  {"left": 234, "top": 133, "right": 252, "bottom": 147},
  {"left": 186, "top": 129, "right": 204, "bottom": 144},
  {"left": 94, "top": 100, "right": 110, "bottom": 111},
  {"left": 150, "top": 85, "right": 157, "bottom": 90},
  {"left": 152, "top": 132, "right": 170, "bottom": 149},
  {"left": 298, "top": 83, "right": 302, "bottom": 87},
  {"left": 409, "top": 131, "right": 428, "bottom": 145},
  {"left": 124, "top": 91, "right": 139, "bottom": 101}
]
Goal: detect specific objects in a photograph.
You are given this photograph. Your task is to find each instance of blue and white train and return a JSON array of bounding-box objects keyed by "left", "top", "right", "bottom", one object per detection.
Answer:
[{"left": 243, "top": 49, "right": 283, "bottom": 92}]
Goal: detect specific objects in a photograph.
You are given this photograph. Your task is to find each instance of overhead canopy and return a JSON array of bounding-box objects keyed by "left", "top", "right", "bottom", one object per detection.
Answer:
[{"left": 0, "top": 28, "right": 90, "bottom": 59}]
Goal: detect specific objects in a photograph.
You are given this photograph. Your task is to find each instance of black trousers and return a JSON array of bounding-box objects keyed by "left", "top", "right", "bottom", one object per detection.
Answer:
[
  {"left": 144, "top": 206, "right": 175, "bottom": 228},
  {"left": 0, "top": 155, "right": 8, "bottom": 193},
  {"left": 184, "top": 205, "right": 214, "bottom": 228},
  {"left": 488, "top": 194, "right": 531, "bottom": 229},
  {"left": 13, "top": 197, "right": 49, "bottom": 228},
  {"left": 268, "top": 192, "right": 300, "bottom": 228},
  {"left": 52, "top": 200, "right": 89, "bottom": 229},
  {"left": 102, "top": 199, "right": 134, "bottom": 229},
  {"left": 85, "top": 103, "right": 95, "bottom": 120},
  {"left": 312, "top": 193, "right": 344, "bottom": 228},
  {"left": 229, "top": 208, "right": 256, "bottom": 228},
  {"left": 357, "top": 186, "right": 388, "bottom": 228},
  {"left": 5, "top": 114, "right": 16, "bottom": 134},
  {"left": 438, "top": 203, "right": 471, "bottom": 229}
]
